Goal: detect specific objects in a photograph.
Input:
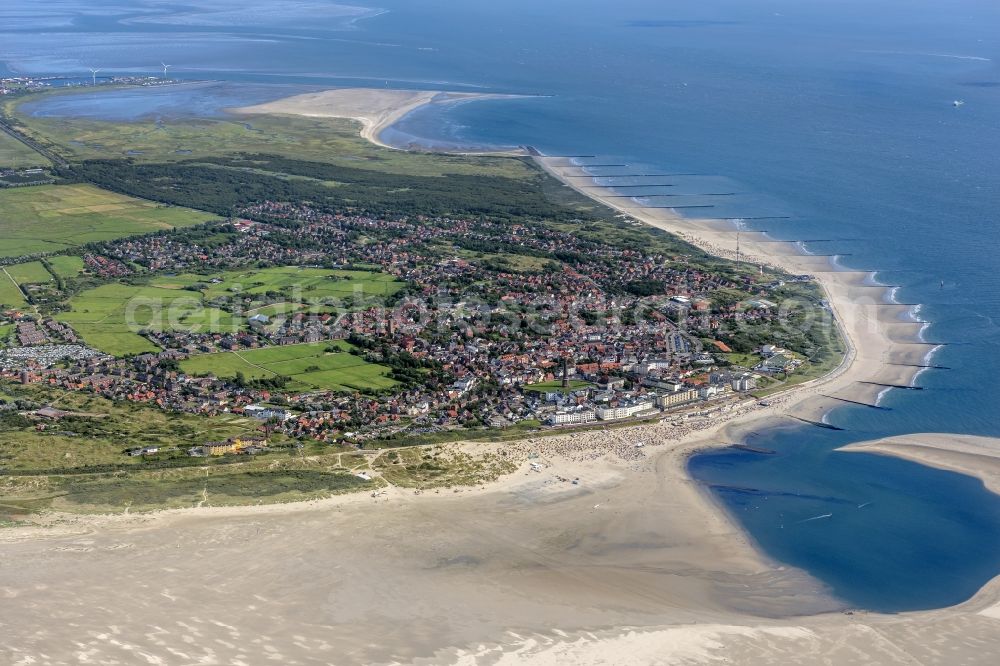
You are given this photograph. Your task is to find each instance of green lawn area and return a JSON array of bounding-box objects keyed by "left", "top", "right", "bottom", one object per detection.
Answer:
[
  {"left": 724, "top": 352, "right": 761, "bottom": 368},
  {"left": 247, "top": 302, "right": 307, "bottom": 318},
  {"left": 57, "top": 283, "right": 241, "bottom": 355},
  {"left": 6, "top": 260, "right": 53, "bottom": 285},
  {"left": 181, "top": 341, "right": 397, "bottom": 393},
  {"left": 46, "top": 255, "right": 85, "bottom": 279},
  {"left": 523, "top": 379, "right": 592, "bottom": 393},
  {"left": 0, "top": 184, "right": 218, "bottom": 258},
  {"left": 151, "top": 266, "right": 403, "bottom": 304}
]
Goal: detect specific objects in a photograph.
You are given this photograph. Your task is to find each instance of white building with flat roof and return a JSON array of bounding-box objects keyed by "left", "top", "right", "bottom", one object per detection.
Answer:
[
  {"left": 548, "top": 408, "right": 597, "bottom": 426},
  {"left": 596, "top": 400, "right": 655, "bottom": 421}
]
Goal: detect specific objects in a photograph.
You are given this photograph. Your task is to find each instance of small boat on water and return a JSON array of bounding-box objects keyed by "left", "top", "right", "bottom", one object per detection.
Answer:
[{"left": 797, "top": 513, "right": 833, "bottom": 524}]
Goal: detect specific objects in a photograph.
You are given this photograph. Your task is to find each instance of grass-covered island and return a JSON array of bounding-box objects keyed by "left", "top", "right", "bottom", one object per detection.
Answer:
[{"left": 0, "top": 84, "right": 843, "bottom": 517}]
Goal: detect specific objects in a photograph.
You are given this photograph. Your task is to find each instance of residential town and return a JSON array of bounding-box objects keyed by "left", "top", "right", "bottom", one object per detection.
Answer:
[{"left": 1, "top": 202, "right": 817, "bottom": 452}]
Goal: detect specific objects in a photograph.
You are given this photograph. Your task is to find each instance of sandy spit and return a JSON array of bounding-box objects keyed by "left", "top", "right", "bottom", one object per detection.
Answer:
[
  {"left": 840, "top": 433, "right": 1000, "bottom": 495},
  {"left": 233, "top": 87, "right": 530, "bottom": 152}
]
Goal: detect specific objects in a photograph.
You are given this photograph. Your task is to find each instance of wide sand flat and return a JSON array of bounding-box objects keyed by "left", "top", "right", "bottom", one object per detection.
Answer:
[{"left": 4, "top": 433, "right": 1000, "bottom": 665}]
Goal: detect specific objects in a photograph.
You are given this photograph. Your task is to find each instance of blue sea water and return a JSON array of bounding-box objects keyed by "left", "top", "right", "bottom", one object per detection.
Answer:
[{"left": 3, "top": 0, "right": 1000, "bottom": 612}]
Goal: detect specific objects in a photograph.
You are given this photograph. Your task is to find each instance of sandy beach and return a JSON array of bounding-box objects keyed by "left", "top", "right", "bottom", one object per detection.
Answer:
[{"left": 3, "top": 94, "right": 1000, "bottom": 665}]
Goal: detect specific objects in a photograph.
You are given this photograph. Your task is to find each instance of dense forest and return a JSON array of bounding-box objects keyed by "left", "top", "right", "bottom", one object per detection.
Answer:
[{"left": 62, "top": 153, "right": 733, "bottom": 266}]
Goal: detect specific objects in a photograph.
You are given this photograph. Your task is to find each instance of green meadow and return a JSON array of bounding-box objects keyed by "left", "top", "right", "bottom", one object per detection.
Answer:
[
  {"left": 54, "top": 266, "right": 402, "bottom": 356},
  {"left": 0, "top": 184, "right": 217, "bottom": 258},
  {"left": 0, "top": 130, "right": 47, "bottom": 168},
  {"left": 181, "top": 341, "right": 397, "bottom": 393},
  {"left": 6, "top": 260, "right": 52, "bottom": 285},
  {"left": 151, "top": 266, "right": 403, "bottom": 304},
  {"left": 56, "top": 283, "right": 240, "bottom": 355},
  {"left": 0, "top": 271, "right": 28, "bottom": 309},
  {"left": 46, "top": 255, "right": 85, "bottom": 279}
]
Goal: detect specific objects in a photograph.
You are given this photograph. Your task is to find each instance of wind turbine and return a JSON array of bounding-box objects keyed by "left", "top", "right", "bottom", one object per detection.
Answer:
[
  {"left": 89, "top": 68, "right": 101, "bottom": 86},
  {"left": 161, "top": 62, "right": 171, "bottom": 79}
]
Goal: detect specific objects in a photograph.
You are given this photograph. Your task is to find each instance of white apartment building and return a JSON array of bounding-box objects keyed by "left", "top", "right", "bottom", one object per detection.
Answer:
[
  {"left": 548, "top": 409, "right": 597, "bottom": 425},
  {"left": 596, "top": 400, "right": 655, "bottom": 421}
]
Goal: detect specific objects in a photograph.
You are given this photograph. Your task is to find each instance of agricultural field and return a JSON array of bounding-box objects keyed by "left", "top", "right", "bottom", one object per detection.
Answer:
[
  {"left": 6, "top": 260, "right": 52, "bottom": 286},
  {"left": 181, "top": 341, "right": 397, "bottom": 392},
  {"left": 0, "top": 184, "right": 218, "bottom": 258},
  {"left": 57, "top": 283, "right": 240, "bottom": 355},
  {"left": 151, "top": 266, "right": 403, "bottom": 306},
  {"left": 46, "top": 255, "right": 85, "bottom": 279}
]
